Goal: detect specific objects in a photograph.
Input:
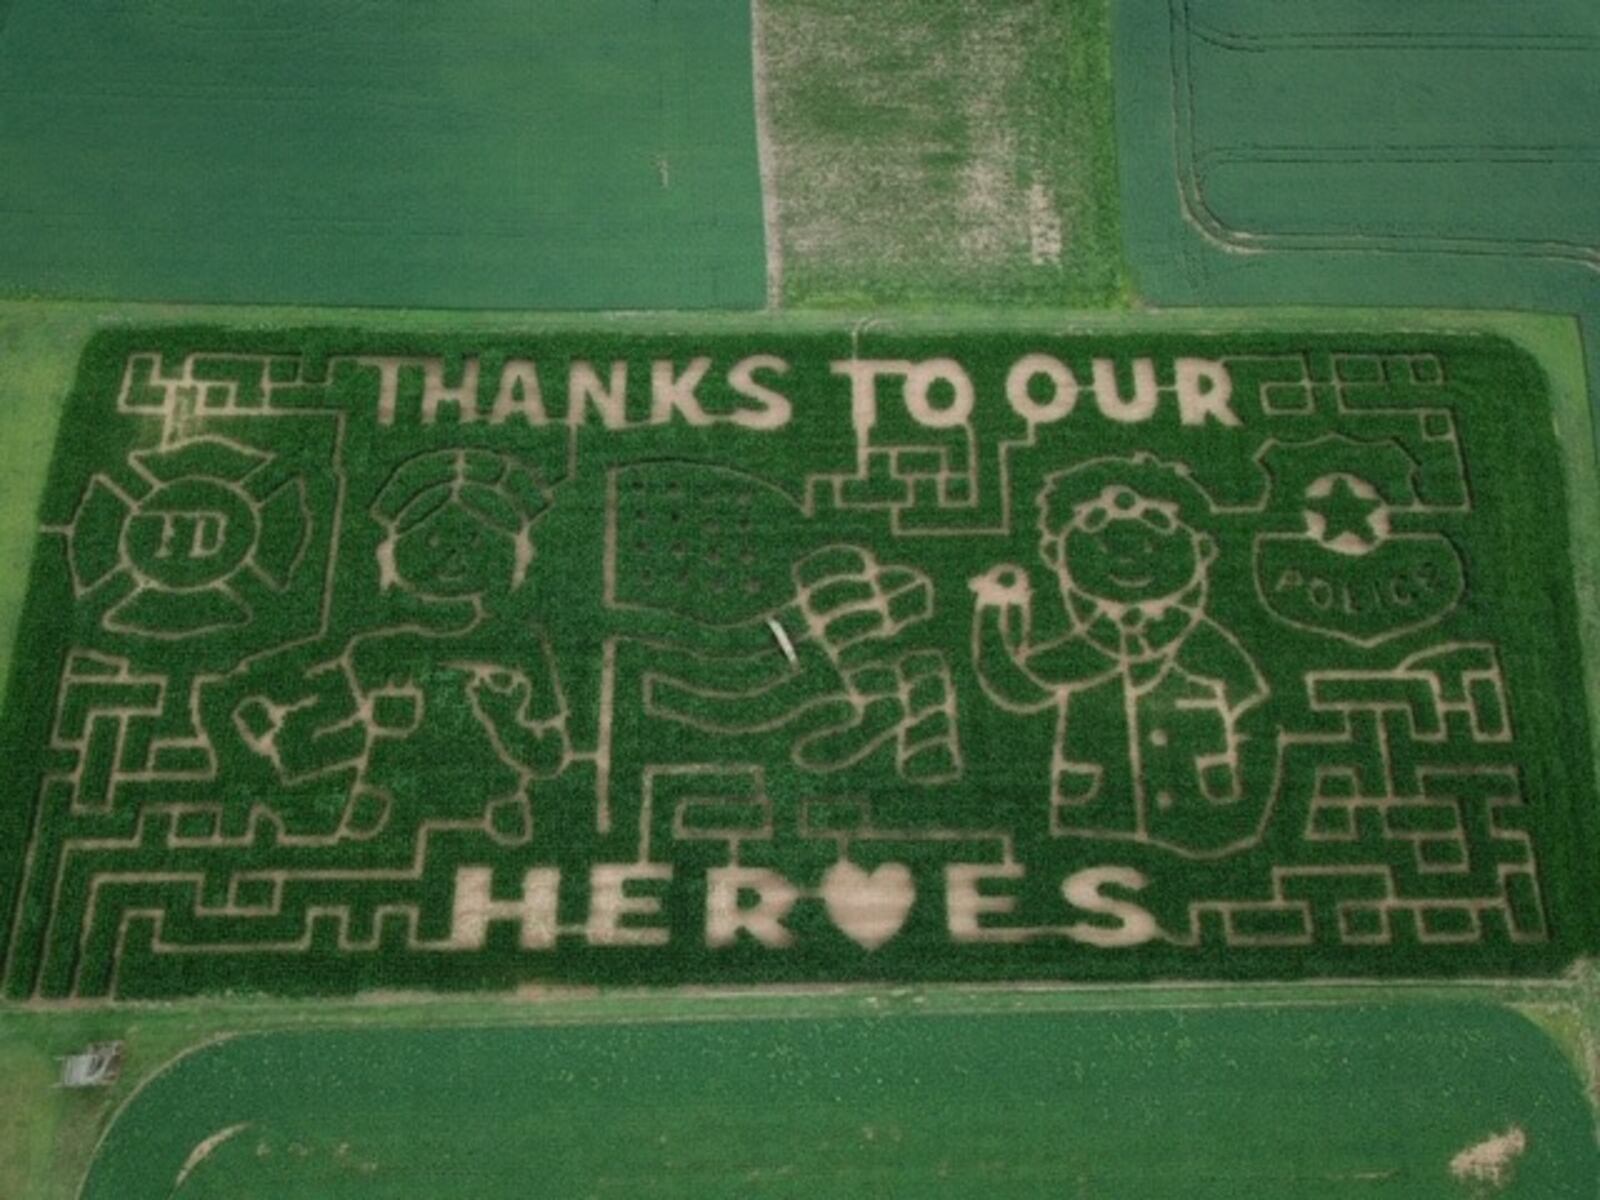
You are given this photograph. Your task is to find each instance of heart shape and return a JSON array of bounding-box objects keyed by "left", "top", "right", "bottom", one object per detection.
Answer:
[{"left": 821, "top": 861, "right": 915, "bottom": 951}]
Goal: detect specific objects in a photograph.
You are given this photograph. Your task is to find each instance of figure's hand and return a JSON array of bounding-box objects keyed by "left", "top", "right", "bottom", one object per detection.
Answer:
[
  {"left": 465, "top": 668, "right": 533, "bottom": 725},
  {"left": 231, "top": 667, "right": 368, "bottom": 782},
  {"left": 234, "top": 695, "right": 285, "bottom": 755},
  {"left": 969, "top": 563, "right": 1032, "bottom": 609},
  {"left": 459, "top": 664, "right": 570, "bottom": 777},
  {"left": 793, "top": 545, "right": 933, "bottom": 667}
]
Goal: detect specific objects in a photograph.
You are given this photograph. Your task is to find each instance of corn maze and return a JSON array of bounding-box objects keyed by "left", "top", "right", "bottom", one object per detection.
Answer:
[{"left": 0, "top": 326, "right": 1593, "bottom": 998}]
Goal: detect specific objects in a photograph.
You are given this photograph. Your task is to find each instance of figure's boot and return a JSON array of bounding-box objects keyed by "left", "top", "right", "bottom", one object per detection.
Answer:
[
  {"left": 896, "top": 652, "right": 961, "bottom": 784},
  {"left": 485, "top": 792, "right": 533, "bottom": 845},
  {"left": 337, "top": 785, "right": 392, "bottom": 840}
]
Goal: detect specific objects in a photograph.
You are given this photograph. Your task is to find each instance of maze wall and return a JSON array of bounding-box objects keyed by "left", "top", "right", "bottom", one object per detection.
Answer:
[{"left": 0, "top": 326, "right": 1593, "bottom": 998}]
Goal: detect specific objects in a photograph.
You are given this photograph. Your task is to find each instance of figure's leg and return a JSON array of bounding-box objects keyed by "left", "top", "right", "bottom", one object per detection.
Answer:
[
  {"left": 1051, "top": 678, "right": 1139, "bottom": 838},
  {"left": 895, "top": 652, "right": 961, "bottom": 783},
  {"left": 1140, "top": 671, "right": 1275, "bottom": 855}
]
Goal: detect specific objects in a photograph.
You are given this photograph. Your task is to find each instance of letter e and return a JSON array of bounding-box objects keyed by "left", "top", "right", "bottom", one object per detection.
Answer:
[
  {"left": 946, "top": 863, "right": 1027, "bottom": 943},
  {"left": 587, "top": 863, "right": 673, "bottom": 947}
]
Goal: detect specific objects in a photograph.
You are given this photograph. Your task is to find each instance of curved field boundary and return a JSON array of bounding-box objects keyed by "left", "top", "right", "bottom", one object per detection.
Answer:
[
  {"left": 1114, "top": 0, "right": 1600, "bottom": 464},
  {"left": 77, "top": 1002, "right": 1598, "bottom": 1197}
]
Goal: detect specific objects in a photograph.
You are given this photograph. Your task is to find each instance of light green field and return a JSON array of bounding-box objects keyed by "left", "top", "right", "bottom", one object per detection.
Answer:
[
  {"left": 0, "top": 0, "right": 1126, "bottom": 314},
  {"left": 0, "top": 980, "right": 1595, "bottom": 1198},
  {"left": 0, "top": 0, "right": 766, "bottom": 309},
  {"left": 80, "top": 1004, "right": 1599, "bottom": 1197},
  {"left": 1114, "top": 0, "right": 1600, "bottom": 440},
  {"left": 1163, "top": 0, "right": 1598, "bottom": 266}
]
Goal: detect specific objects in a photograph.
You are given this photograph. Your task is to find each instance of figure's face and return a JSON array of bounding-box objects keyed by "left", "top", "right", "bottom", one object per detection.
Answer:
[
  {"left": 1059, "top": 488, "right": 1203, "bottom": 606},
  {"left": 391, "top": 501, "right": 516, "bottom": 597}
]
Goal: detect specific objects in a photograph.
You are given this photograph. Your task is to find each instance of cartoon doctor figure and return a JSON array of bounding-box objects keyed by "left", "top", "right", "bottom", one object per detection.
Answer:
[{"left": 969, "top": 455, "right": 1271, "bottom": 857}]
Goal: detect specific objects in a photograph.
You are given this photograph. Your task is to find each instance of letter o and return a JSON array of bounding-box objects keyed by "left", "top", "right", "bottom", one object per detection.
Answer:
[
  {"left": 904, "top": 359, "right": 975, "bottom": 428},
  {"left": 1006, "top": 354, "right": 1078, "bottom": 424}
]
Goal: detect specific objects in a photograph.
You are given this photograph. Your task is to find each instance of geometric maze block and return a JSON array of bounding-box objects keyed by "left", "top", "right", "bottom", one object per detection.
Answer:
[
  {"left": 1198, "top": 644, "right": 1545, "bottom": 948},
  {"left": 45, "top": 651, "right": 208, "bottom": 815}
]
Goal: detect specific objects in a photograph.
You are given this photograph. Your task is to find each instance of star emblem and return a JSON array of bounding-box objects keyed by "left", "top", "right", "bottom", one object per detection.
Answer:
[{"left": 1302, "top": 474, "right": 1389, "bottom": 555}]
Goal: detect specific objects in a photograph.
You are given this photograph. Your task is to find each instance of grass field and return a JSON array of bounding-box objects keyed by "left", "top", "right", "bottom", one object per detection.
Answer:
[
  {"left": 76, "top": 1002, "right": 1597, "bottom": 1197},
  {"left": 0, "top": 0, "right": 767, "bottom": 309},
  {"left": 0, "top": 0, "right": 1126, "bottom": 314},
  {"left": 1165, "top": 0, "right": 1598, "bottom": 265},
  {"left": 1114, "top": 0, "right": 1600, "bottom": 441},
  {"left": 0, "top": 981, "right": 1594, "bottom": 1198},
  {"left": 759, "top": 0, "right": 1124, "bottom": 307}
]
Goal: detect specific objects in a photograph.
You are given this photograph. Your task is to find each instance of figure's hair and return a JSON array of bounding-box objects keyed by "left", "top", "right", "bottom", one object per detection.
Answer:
[
  {"left": 371, "top": 449, "right": 551, "bottom": 590},
  {"left": 1037, "top": 454, "right": 1212, "bottom": 570}
]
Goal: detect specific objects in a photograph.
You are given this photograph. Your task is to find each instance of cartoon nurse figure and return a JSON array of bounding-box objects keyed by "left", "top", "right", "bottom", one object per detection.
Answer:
[
  {"left": 233, "top": 449, "right": 573, "bottom": 844},
  {"left": 969, "top": 455, "right": 1272, "bottom": 856}
]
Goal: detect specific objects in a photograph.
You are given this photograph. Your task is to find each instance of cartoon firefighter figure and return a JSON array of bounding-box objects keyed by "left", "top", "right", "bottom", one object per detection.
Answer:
[{"left": 969, "top": 455, "right": 1272, "bottom": 856}]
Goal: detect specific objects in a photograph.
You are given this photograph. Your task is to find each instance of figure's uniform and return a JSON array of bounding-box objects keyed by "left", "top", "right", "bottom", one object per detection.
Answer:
[{"left": 1011, "top": 586, "right": 1268, "bottom": 855}]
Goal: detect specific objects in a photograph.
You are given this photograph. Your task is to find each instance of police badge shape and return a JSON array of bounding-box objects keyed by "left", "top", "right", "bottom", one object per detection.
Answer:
[{"left": 1255, "top": 437, "right": 1464, "bottom": 647}]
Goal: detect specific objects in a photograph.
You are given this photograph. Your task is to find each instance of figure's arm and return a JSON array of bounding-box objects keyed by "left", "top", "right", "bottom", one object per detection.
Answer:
[
  {"left": 1018, "top": 633, "right": 1119, "bottom": 690},
  {"left": 234, "top": 659, "right": 368, "bottom": 783},
  {"left": 462, "top": 642, "right": 572, "bottom": 778},
  {"left": 1176, "top": 619, "right": 1268, "bottom": 715},
  {"left": 475, "top": 683, "right": 570, "bottom": 776},
  {"left": 969, "top": 566, "right": 1056, "bottom": 713},
  {"left": 793, "top": 544, "right": 933, "bottom": 670}
]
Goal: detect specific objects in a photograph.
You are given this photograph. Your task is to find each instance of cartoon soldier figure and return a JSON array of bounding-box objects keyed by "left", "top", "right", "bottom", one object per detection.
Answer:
[{"left": 969, "top": 454, "right": 1270, "bottom": 856}]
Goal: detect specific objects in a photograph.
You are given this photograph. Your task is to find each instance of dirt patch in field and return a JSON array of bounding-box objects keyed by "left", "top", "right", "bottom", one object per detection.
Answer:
[
  {"left": 1449, "top": 1126, "right": 1526, "bottom": 1191},
  {"left": 757, "top": 0, "right": 1123, "bottom": 306}
]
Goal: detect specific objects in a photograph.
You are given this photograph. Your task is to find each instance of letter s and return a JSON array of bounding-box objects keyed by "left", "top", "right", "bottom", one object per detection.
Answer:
[
  {"left": 727, "top": 355, "right": 792, "bottom": 430},
  {"left": 1062, "top": 866, "right": 1160, "bottom": 948}
]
